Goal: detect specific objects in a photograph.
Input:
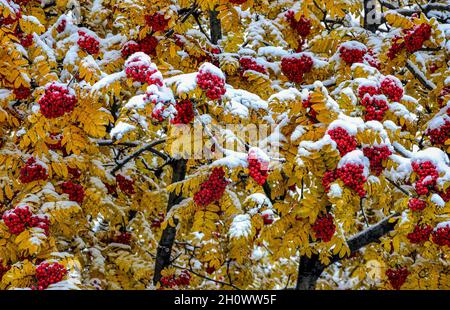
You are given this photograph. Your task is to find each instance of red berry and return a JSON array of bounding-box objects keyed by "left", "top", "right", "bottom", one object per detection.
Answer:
[
  {"left": 281, "top": 53, "right": 313, "bottom": 83},
  {"left": 13, "top": 86, "right": 31, "bottom": 100},
  {"left": 407, "top": 224, "right": 433, "bottom": 244},
  {"left": 33, "top": 262, "right": 67, "bottom": 290},
  {"left": 328, "top": 127, "right": 357, "bottom": 156},
  {"left": 363, "top": 146, "right": 391, "bottom": 175},
  {"left": 285, "top": 11, "right": 312, "bottom": 37},
  {"left": 61, "top": 181, "right": 85, "bottom": 204},
  {"left": 193, "top": 168, "right": 228, "bottom": 207},
  {"left": 411, "top": 161, "right": 439, "bottom": 195},
  {"left": 20, "top": 157, "right": 48, "bottom": 183},
  {"left": 312, "top": 213, "right": 336, "bottom": 242},
  {"left": 386, "top": 267, "right": 409, "bottom": 290},
  {"left": 338, "top": 42, "right": 367, "bottom": 65},
  {"left": 432, "top": 224, "right": 450, "bottom": 247},
  {"left": 380, "top": 75, "right": 404, "bottom": 102},
  {"left": 77, "top": 31, "right": 100, "bottom": 55},
  {"left": 145, "top": 13, "right": 168, "bottom": 32},
  {"left": 196, "top": 65, "right": 226, "bottom": 100},
  {"left": 171, "top": 99, "right": 194, "bottom": 124},
  {"left": 116, "top": 174, "right": 135, "bottom": 195},
  {"left": 408, "top": 198, "right": 427, "bottom": 211},
  {"left": 38, "top": 83, "right": 77, "bottom": 119}
]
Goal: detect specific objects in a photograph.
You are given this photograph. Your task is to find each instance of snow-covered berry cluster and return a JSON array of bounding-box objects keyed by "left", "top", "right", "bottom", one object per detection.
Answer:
[
  {"left": 145, "top": 13, "right": 168, "bottom": 32},
  {"left": 388, "top": 23, "right": 432, "bottom": 59},
  {"left": 323, "top": 164, "right": 367, "bottom": 197},
  {"left": 61, "top": 181, "right": 85, "bottom": 204},
  {"left": 196, "top": 65, "right": 226, "bottom": 100},
  {"left": 193, "top": 167, "right": 228, "bottom": 207},
  {"left": 121, "top": 41, "right": 141, "bottom": 59},
  {"left": 2, "top": 205, "right": 49, "bottom": 235},
  {"left": 160, "top": 270, "right": 191, "bottom": 288},
  {"left": 116, "top": 174, "right": 135, "bottom": 196},
  {"left": 239, "top": 57, "right": 267, "bottom": 77},
  {"left": 362, "top": 146, "right": 392, "bottom": 175},
  {"left": 112, "top": 232, "right": 132, "bottom": 245},
  {"left": 285, "top": 10, "right": 311, "bottom": 37},
  {"left": 426, "top": 119, "right": 450, "bottom": 145},
  {"left": 357, "top": 84, "right": 380, "bottom": 99},
  {"left": 13, "top": 85, "right": 31, "bottom": 100},
  {"left": 281, "top": 53, "right": 313, "bottom": 83},
  {"left": 432, "top": 224, "right": 450, "bottom": 247},
  {"left": 411, "top": 161, "right": 439, "bottom": 195},
  {"left": 248, "top": 157, "right": 269, "bottom": 186},
  {"left": 380, "top": 75, "right": 404, "bottom": 102},
  {"left": 38, "top": 83, "right": 77, "bottom": 119},
  {"left": 32, "top": 262, "right": 67, "bottom": 290},
  {"left": 77, "top": 31, "right": 100, "bottom": 55},
  {"left": 361, "top": 94, "right": 389, "bottom": 121},
  {"left": 56, "top": 19, "right": 66, "bottom": 33},
  {"left": 328, "top": 127, "right": 357, "bottom": 156},
  {"left": 139, "top": 35, "right": 159, "bottom": 56},
  {"left": 0, "top": 4, "right": 21, "bottom": 26},
  {"left": 407, "top": 224, "right": 433, "bottom": 244},
  {"left": 125, "top": 53, "right": 163, "bottom": 86},
  {"left": 20, "top": 157, "right": 48, "bottom": 183},
  {"left": 408, "top": 198, "right": 427, "bottom": 212},
  {"left": 171, "top": 100, "right": 194, "bottom": 124},
  {"left": 301, "top": 95, "right": 318, "bottom": 123},
  {"left": 437, "top": 86, "right": 450, "bottom": 107},
  {"left": 386, "top": 267, "right": 409, "bottom": 290},
  {"left": 16, "top": 31, "right": 33, "bottom": 47},
  {"left": 363, "top": 49, "right": 380, "bottom": 69},
  {"left": 312, "top": 213, "right": 336, "bottom": 242},
  {"left": 338, "top": 42, "right": 367, "bottom": 65},
  {"left": 262, "top": 212, "right": 274, "bottom": 225}
]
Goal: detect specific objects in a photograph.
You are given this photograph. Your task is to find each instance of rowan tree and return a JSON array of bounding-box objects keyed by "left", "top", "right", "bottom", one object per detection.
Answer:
[{"left": 0, "top": 0, "right": 449, "bottom": 290}]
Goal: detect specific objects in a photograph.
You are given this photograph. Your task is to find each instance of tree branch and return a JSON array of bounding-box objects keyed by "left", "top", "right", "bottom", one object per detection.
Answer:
[{"left": 406, "top": 60, "right": 437, "bottom": 91}]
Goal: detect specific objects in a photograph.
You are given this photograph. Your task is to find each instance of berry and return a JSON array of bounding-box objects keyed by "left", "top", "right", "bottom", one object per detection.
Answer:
[
  {"left": 411, "top": 161, "right": 439, "bottom": 195},
  {"left": 145, "top": 13, "right": 168, "bottom": 32},
  {"left": 239, "top": 57, "right": 267, "bottom": 78},
  {"left": 407, "top": 224, "right": 433, "bottom": 244},
  {"left": 301, "top": 95, "right": 318, "bottom": 123},
  {"left": 285, "top": 11, "right": 311, "bottom": 37},
  {"left": 360, "top": 95, "right": 389, "bottom": 121},
  {"left": 281, "top": 53, "right": 313, "bottom": 83},
  {"left": 335, "top": 163, "right": 367, "bottom": 197},
  {"left": 30, "top": 214, "right": 50, "bottom": 235},
  {"left": 437, "top": 86, "right": 450, "bottom": 107},
  {"left": 312, "top": 213, "right": 336, "bottom": 242},
  {"left": 387, "top": 36, "right": 405, "bottom": 60},
  {"left": 125, "top": 54, "right": 163, "bottom": 86},
  {"left": 138, "top": 35, "right": 158, "bottom": 56},
  {"left": 171, "top": 99, "right": 194, "bottom": 124},
  {"left": 33, "top": 262, "right": 67, "bottom": 290},
  {"left": 262, "top": 213, "right": 274, "bottom": 225},
  {"left": 151, "top": 212, "right": 165, "bottom": 228},
  {"left": 408, "top": 198, "right": 427, "bottom": 211},
  {"left": 229, "top": 0, "right": 246, "bottom": 4},
  {"left": 386, "top": 267, "right": 409, "bottom": 290},
  {"left": 363, "top": 146, "right": 392, "bottom": 175},
  {"left": 61, "top": 181, "right": 85, "bottom": 204},
  {"left": 363, "top": 49, "right": 380, "bottom": 69},
  {"left": 116, "top": 174, "right": 135, "bottom": 195},
  {"left": 196, "top": 66, "right": 226, "bottom": 100},
  {"left": 46, "top": 133, "right": 63, "bottom": 151},
  {"left": 357, "top": 84, "right": 380, "bottom": 99},
  {"left": 68, "top": 167, "right": 82, "bottom": 179},
  {"left": 2, "top": 205, "right": 33, "bottom": 235},
  {"left": 113, "top": 232, "right": 132, "bottom": 245},
  {"left": 20, "top": 157, "right": 48, "bottom": 183},
  {"left": 338, "top": 43, "right": 367, "bottom": 65},
  {"left": 17, "top": 32, "right": 33, "bottom": 47},
  {"left": 404, "top": 23, "right": 432, "bottom": 53},
  {"left": 380, "top": 75, "right": 404, "bottom": 102},
  {"left": 38, "top": 83, "right": 77, "bottom": 119},
  {"left": 121, "top": 41, "right": 140, "bottom": 59},
  {"left": 248, "top": 157, "right": 268, "bottom": 186},
  {"left": 13, "top": 86, "right": 31, "bottom": 100},
  {"left": 432, "top": 224, "right": 450, "bottom": 247},
  {"left": 426, "top": 120, "right": 450, "bottom": 145},
  {"left": 322, "top": 170, "right": 336, "bottom": 191},
  {"left": 193, "top": 167, "right": 228, "bottom": 207},
  {"left": 56, "top": 19, "right": 66, "bottom": 33},
  {"left": 77, "top": 31, "right": 100, "bottom": 55},
  {"left": 160, "top": 270, "right": 191, "bottom": 288},
  {"left": 328, "top": 127, "right": 357, "bottom": 156}
]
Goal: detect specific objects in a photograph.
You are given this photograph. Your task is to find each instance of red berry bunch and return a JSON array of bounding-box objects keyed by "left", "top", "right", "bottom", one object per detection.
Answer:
[
  {"left": 0, "top": 6, "right": 21, "bottom": 26},
  {"left": 285, "top": 10, "right": 311, "bottom": 37},
  {"left": 56, "top": 19, "right": 66, "bottom": 33},
  {"left": 61, "top": 181, "right": 85, "bottom": 204},
  {"left": 328, "top": 127, "right": 357, "bottom": 156},
  {"left": 336, "top": 163, "right": 367, "bottom": 197},
  {"left": 138, "top": 35, "right": 159, "bottom": 56},
  {"left": 380, "top": 76, "right": 404, "bottom": 102},
  {"left": 322, "top": 170, "right": 337, "bottom": 191},
  {"left": 2, "top": 205, "right": 49, "bottom": 235},
  {"left": 301, "top": 95, "right": 318, "bottom": 122},
  {"left": 432, "top": 225, "right": 450, "bottom": 247},
  {"left": 437, "top": 86, "right": 450, "bottom": 107},
  {"left": 404, "top": 23, "right": 432, "bottom": 53},
  {"left": 121, "top": 41, "right": 140, "bottom": 59},
  {"left": 311, "top": 213, "right": 336, "bottom": 242},
  {"left": 77, "top": 31, "right": 100, "bottom": 55},
  {"left": 196, "top": 68, "right": 226, "bottom": 100},
  {"left": 363, "top": 49, "right": 380, "bottom": 69},
  {"left": 338, "top": 44, "right": 367, "bottom": 65},
  {"left": 38, "top": 83, "right": 77, "bottom": 119},
  {"left": 407, "top": 224, "right": 433, "bottom": 244},
  {"left": 20, "top": 157, "right": 48, "bottom": 183},
  {"left": 362, "top": 146, "right": 392, "bottom": 175},
  {"left": 33, "top": 262, "right": 67, "bottom": 290},
  {"left": 239, "top": 57, "right": 267, "bottom": 77},
  {"left": 151, "top": 212, "right": 165, "bottom": 228},
  {"left": 160, "top": 270, "right": 191, "bottom": 288},
  {"left": 411, "top": 161, "right": 439, "bottom": 195},
  {"left": 248, "top": 157, "right": 269, "bottom": 186},
  {"left": 281, "top": 54, "right": 313, "bottom": 84},
  {"left": 386, "top": 267, "right": 409, "bottom": 290},
  {"left": 116, "top": 174, "right": 135, "bottom": 195},
  {"left": 360, "top": 95, "right": 389, "bottom": 121},
  {"left": 193, "top": 167, "right": 228, "bottom": 207},
  {"left": 13, "top": 85, "right": 31, "bottom": 100},
  {"left": 46, "top": 133, "right": 63, "bottom": 151},
  {"left": 426, "top": 120, "right": 450, "bottom": 145},
  {"left": 171, "top": 100, "right": 194, "bottom": 124},
  {"left": 145, "top": 13, "right": 168, "bottom": 32},
  {"left": 68, "top": 167, "right": 81, "bottom": 179},
  {"left": 17, "top": 32, "right": 33, "bottom": 47},
  {"left": 387, "top": 36, "right": 405, "bottom": 60},
  {"left": 357, "top": 84, "right": 380, "bottom": 99},
  {"left": 262, "top": 213, "right": 274, "bottom": 225},
  {"left": 113, "top": 232, "right": 132, "bottom": 245},
  {"left": 125, "top": 56, "right": 163, "bottom": 86},
  {"left": 408, "top": 198, "right": 427, "bottom": 211}
]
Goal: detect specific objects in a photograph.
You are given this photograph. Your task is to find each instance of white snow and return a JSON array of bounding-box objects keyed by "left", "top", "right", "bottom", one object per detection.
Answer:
[
  {"left": 229, "top": 214, "right": 252, "bottom": 238},
  {"left": 110, "top": 122, "right": 136, "bottom": 140}
]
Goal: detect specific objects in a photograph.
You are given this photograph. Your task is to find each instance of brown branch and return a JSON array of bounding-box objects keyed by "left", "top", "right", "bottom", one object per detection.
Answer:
[{"left": 406, "top": 60, "right": 437, "bottom": 91}]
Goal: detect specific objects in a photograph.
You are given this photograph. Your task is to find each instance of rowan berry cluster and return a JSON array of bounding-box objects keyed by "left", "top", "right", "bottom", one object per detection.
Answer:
[
  {"left": 407, "top": 224, "right": 433, "bottom": 244},
  {"left": 151, "top": 212, "right": 165, "bottom": 228},
  {"left": 328, "top": 127, "right": 357, "bottom": 156},
  {"left": 38, "top": 83, "right": 77, "bottom": 119},
  {"left": 239, "top": 57, "right": 267, "bottom": 77},
  {"left": 145, "top": 13, "right": 168, "bottom": 32},
  {"left": 13, "top": 85, "right": 31, "bottom": 100},
  {"left": 426, "top": 120, "right": 450, "bottom": 145},
  {"left": 160, "top": 270, "right": 191, "bottom": 288},
  {"left": 193, "top": 167, "right": 228, "bottom": 207},
  {"left": 20, "top": 157, "right": 48, "bottom": 183},
  {"left": 248, "top": 155, "right": 269, "bottom": 185},
  {"left": 357, "top": 84, "right": 380, "bottom": 99},
  {"left": 17, "top": 31, "right": 33, "bottom": 47},
  {"left": 301, "top": 95, "right": 318, "bottom": 122},
  {"left": 362, "top": 146, "right": 392, "bottom": 175},
  {"left": 171, "top": 100, "right": 194, "bottom": 124},
  {"left": 437, "top": 86, "right": 450, "bottom": 107},
  {"left": 388, "top": 23, "right": 432, "bottom": 59},
  {"left": 77, "top": 31, "right": 100, "bottom": 55},
  {"left": 56, "top": 19, "right": 66, "bottom": 33},
  {"left": 386, "top": 267, "right": 409, "bottom": 290},
  {"left": 338, "top": 45, "right": 367, "bottom": 65},
  {"left": 61, "top": 181, "right": 85, "bottom": 204},
  {"left": 125, "top": 56, "right": 163, "bottom": 86},
  {"left": 281, "top": 54, "right": 313, "bottom": 84},
  {"left": 46, "top": 133, "right": 63, "bottom": 151},
  {"left": 408, "top": 198, "right": 427, "bottom": 212},
  {"left": 32, "top": 262, "right": 67, "bottom": 290},
  {"left": 2, "top": 205, "right": 49, "bottom": 235},
  {"left": 380, "top": 76, "right": 404, "bottom": 102},
  {"left": 0, "top": 6, "right": 21, "bottom": 26},
  {"left": 311, "top": 213, "right": 336, "bottom": 242},
  {"left": 360, "top": 95, "right": 389, "bottom": 121},
  {"left": 285, "top": 11, "right": 311, "bottom": 37},
  {"left": 323, "top": 164, "right": 367, "bottom": 197},
  {"left": 116, "top": 174, "right": 135, "bottom": 196},
  {"left": 196, "top": 69, "right": 226, "bottom": 100},
  {"left": 432, "top": 225, "right": 450, "bottom": 247},
  {"left": 363, "top": 49, "right": 380, "bottom": 69},
  {"left": 68, "top": 167, "right": 81, "bottom": 179},
  {"left": 411, "top": 161, "right": 439, "bottom": 195},
  {"left": 112, "top": 232, "right": 132, "bottom": 245},
  {"left": 262, "top": 213, "right": 274, "bottom": 225}
]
